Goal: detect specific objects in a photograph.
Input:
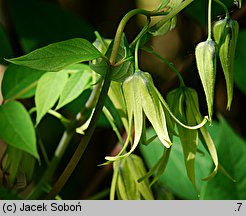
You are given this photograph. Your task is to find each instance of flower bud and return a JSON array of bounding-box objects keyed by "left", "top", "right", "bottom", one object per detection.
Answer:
[
  {"left": 213, "top": 18, "right": 239, "bottom": 109},
  {"left": 195, "top": 39, "right": 217, "bottom": 122}
]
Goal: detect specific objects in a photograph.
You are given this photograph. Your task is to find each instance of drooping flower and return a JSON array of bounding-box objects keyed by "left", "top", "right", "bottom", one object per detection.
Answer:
[
  {"left": 106, "top": 70, "right": 207, "bottom": 162},
  {"left": 106, "top": 70, "right": 172, "bottom": 161},
  {"left": 167, "top": 87, "right": 219, "bottom": 183}
]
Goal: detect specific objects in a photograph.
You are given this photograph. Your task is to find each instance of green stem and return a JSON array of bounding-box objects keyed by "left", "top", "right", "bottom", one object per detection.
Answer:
[
  {"left": 213, "top": 0, "right": 230, "bottom": 18},
  {"left": 110, "top": 9, "right": 150, "bottom": 65},
  {"left": 129, "top": 17, "right": 151, "bottom": 49},
  {"left": 37, "top": 134, "right": 50, "bottom": 166},
  {"left": 94, "top": 31, "right": 108, "bottom": 53},
  {"left": 142, "top": 46, "right": 185, "bottom": 87},
  {"left": 31, "top": 0, "right": 195, "bottom": 199},
  {"left": 45, "top": 66, "right": 112, "bottom": 199},
  {"left": 110, "top": 0, "right": 194, "bottom": 64},
  {"left": 28, "top": 129, "right": 74, "bottom": 199},
  {"left": 134, "top": 39, "right": 140, "bottom": 70},
  {"left": 47, "top": 110, "right": 70, "bottom": 126},
  {"left": 208, "top": 0, "right": 213, "bottom": 40},
  {"left": 28, "top": 82, "right": 103, "bottom": 199},
  {"left": 75, "top": 81, "right": 103, "bottom": 127},
  {"left": 103, "top": 107, "right": 124, "bottom": 147}
]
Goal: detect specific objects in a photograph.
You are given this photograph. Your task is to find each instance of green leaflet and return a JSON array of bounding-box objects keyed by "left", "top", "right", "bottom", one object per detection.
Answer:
[
  {"left": 1, "top": 64, "right": 45, "bottom": 100},
  {"left": 35, "top": 70, "right": 68, "bottom": 125},
  {"left": 213, "top": 18, "right": 239, "bottom": 109},
  {"left": 195, "top": 39, "right": 217, "bottom": 121},
  {"left": 0, "top": 101, "right": 39, "bottom": 159},
  {"left": 56, "top": 64, "right": 92, "bottom": 110},
  {"left": 90, "top": 34, "right": 134, "bottom": 82},
  {"left": 7, "top": 38, "right": 102, "bottom": 71},
  {"left": 111, "top": 154, "right": 154, "bottom": 200}
]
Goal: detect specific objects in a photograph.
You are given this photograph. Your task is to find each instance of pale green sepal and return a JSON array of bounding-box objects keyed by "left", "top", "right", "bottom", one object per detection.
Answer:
[
  {"left": 105, "top": 73, "right": 142, "bottom": 161},
  {"left": 150, "top": 147, "right": 171, "bottom": 186},
  {"left": 108, "top": 81, "right": 129, "bottom": 133},
  {"left": 186, "top": 88, "right": 218, "bottom": 180},
  {"left": 110, "top": 161, "right": 120, "bottom": 200},
  {"left": 156, "top": 86, "right": 208, "bottom": 129},
  {"left": 167, "top": 87, "right": 199, "bottom": 191},
  {"left": 112, "top": 154, "right": 154, "bottom": 200},
  {"left": 140, "top": 72, "right": 172, "bottom": 148}
]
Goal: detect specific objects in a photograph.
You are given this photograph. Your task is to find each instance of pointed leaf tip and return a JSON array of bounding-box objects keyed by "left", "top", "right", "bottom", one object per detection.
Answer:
[
  {"left": 7, "top": 38, "right": 102, "bottom": 71},
  {"left": 0, "top": 101, "right": 39, "bottom": 159}
]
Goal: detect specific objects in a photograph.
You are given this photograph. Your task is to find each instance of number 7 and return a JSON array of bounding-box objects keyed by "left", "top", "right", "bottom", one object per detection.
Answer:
[{"left": 237, "top": 203, "right": 242, "bottom": 211}]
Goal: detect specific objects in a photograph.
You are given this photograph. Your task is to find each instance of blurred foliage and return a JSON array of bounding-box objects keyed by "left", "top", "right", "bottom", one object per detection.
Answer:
[
  {"left": 141, "top": 116, "right": 246, "bottom": 200},
  {"left": 184, "top": 0, "right": 234, "bottom": 26},
  {"left": 234, "top": 30, "right": 246, "bottom": 95}
]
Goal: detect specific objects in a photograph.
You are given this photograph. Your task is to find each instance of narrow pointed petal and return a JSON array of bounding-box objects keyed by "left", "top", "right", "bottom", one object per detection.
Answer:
[
  {"left": 167, "top": 87, "right": 199, "bottom": 191},
  {"left": 187, "top": 89, "right": 218, "bottom": 180},
  {"left": 140, "top": 72, "right": 172, "bottom": 148}
]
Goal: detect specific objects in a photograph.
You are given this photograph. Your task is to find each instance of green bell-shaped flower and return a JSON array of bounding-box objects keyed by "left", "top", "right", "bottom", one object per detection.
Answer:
[
  {"left": 168, "top": 87, "right": 219, "bottom": 183},
  {"left": 106, "top": 70, "right": 172, "bottom": 161},
  {"left": 123, "top": 70, "right": 172, "bottom": 148},
  {"left": 106, "top": 70, "right": 208, "bottom": 162}
]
